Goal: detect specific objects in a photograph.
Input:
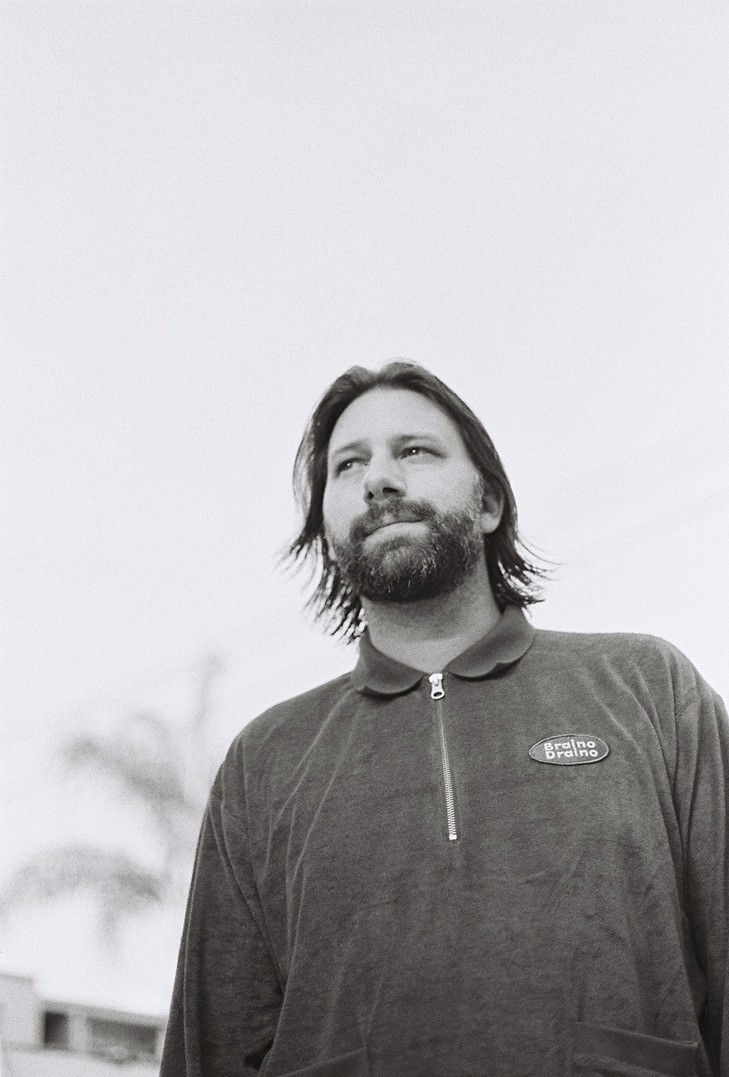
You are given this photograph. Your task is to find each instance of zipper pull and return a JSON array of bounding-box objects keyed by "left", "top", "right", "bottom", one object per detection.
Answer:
[{"left": 429, "top": 673, "right": 445, "bottom": 700}]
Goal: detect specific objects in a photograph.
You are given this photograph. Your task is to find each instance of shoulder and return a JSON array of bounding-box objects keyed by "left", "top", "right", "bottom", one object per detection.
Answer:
[
  {"left": 528, "top": 624, "right": 705, "bottom": 709},
  {"left": 214, "top": 671, "right": 356, "bottom": 809},
  {"left": 239, "top": 671, "right": 356, "bottom": 746},
  {"left": 532, "top": 624, "right": 686, "bottom": 664}
]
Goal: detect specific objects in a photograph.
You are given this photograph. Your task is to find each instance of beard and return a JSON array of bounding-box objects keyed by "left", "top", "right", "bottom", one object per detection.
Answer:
[{"left": 328, "top": 494, "right": 486, "bottom": 604}]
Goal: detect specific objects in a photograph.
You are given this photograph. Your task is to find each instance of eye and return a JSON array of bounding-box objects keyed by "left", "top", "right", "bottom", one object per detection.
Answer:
[
  {"left": 334, "top": 457, "right": 361, "bottom": 475},
  {"left": 402, "top": 445, "right": 433, "bottom": 458}
]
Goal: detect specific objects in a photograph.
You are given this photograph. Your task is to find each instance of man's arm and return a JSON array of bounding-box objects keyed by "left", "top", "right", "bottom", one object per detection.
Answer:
[
  {"left": 673, "top": 662, "right": 729, "bottom": 1075},
  {"left": 160, "top": 787, "right": 283, "bottom": 1076}
]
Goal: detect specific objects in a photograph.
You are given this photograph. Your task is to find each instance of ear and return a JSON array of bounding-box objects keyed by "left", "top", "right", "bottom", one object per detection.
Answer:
[{"left": 480, "top": 487, "right": 504, "bottom": 536}]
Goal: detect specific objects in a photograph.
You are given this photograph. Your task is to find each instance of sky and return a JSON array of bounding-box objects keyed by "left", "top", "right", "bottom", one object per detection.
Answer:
[{"left": 1, "top": 0, "right": 728, "bottom": 1015}]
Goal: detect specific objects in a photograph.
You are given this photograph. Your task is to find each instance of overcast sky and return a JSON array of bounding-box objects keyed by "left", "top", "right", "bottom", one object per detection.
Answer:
[{"left": 1, "top": 0, "right": 728, "bottom": 1013}]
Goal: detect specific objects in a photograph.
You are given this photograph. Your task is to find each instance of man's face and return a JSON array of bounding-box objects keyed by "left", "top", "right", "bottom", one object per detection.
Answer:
[{"left": 322, "top": 387, "right": 502, "bottom": 603}]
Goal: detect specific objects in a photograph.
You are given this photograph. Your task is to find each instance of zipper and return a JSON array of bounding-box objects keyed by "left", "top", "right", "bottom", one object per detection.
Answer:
[{"left": 429, "top": 673, "right": 458, "bottom": 842}]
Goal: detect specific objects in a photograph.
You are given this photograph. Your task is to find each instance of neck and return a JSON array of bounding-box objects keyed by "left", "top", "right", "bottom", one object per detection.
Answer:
[{"left": 360, "top": 561, "right": 502, "bottom": 673}]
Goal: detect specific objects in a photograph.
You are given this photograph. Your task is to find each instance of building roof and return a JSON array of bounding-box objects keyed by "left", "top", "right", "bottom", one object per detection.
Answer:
[
  {"left": 41, "top": 995, "right": 165, "bottom": 1027},
  {"left": 2, "top": 1043, "right": 160, "bottom": 1077}
]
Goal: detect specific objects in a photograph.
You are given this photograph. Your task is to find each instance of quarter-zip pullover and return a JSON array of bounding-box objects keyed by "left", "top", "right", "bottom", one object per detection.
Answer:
[{"left": 161, "top": 607, "right": 729, "bottom": 1077}]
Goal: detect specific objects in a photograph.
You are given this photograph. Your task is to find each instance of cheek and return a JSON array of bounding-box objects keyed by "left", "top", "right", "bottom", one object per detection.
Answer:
[
  {"left": 321, "top": 483, "right": 345, "bottom": 541},
  {"left": 321, "top": 482, "right": 331, "bottom": 517},
  {"left": 437, "top": 471, "right": 482, "bottom": 511}
]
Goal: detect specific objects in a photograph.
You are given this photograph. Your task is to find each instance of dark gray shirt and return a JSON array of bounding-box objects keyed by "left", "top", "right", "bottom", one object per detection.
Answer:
[{"left": 161, "top": 607, "right": 728, "bottom": 1076}]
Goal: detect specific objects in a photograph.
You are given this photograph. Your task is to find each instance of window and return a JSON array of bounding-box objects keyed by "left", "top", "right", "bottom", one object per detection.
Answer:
[
  {"left": 43, "top": 1011, "right": 69, "bottom": 1049},
  {"left": 88, "top": 1017, "right": 158, "bottom": 1061}
]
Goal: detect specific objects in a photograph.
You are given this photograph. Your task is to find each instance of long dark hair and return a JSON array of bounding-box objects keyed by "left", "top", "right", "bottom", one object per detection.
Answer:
[{"left": 284, "top": 361, "right": 549, "bottom": 641}]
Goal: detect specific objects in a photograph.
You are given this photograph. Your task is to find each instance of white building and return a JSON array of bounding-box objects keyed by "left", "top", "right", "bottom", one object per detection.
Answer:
[{"left": 0, "top": 971, "right": 165, "bottom": 1075}]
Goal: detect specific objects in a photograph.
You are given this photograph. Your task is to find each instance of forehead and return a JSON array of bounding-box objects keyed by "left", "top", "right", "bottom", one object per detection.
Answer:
[{"left": 327, "top": 387, "right": 467, "bottom": 455}]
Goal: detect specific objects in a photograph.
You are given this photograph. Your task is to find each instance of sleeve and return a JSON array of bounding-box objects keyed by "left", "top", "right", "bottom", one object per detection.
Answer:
[
  {"left": 160, "top": 785, "right": 283, "bottom": 1076},
  {"left": 673, "top": 664, "right": 729, "bottom": 1075}
]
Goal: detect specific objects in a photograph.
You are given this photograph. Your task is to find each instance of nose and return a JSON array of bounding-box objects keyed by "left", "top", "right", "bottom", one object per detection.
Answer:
[{"left": 363, "top": 455, "right": 405, "bottom": 503}]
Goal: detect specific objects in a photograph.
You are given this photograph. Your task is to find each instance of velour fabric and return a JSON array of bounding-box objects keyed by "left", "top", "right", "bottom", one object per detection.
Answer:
[{"left": 161, "top": 607, "right": 728, "bottom": 1076}]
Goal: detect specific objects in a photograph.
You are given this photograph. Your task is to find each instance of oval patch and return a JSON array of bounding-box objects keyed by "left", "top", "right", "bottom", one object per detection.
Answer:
[{"left": 529, "top": 734, "right": 609, "bottom": 765}]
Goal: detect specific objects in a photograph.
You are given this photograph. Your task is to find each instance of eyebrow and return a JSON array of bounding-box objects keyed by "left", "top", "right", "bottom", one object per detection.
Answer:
[{"left": 328, "top": 433, "right": 444, "bottom": 461}]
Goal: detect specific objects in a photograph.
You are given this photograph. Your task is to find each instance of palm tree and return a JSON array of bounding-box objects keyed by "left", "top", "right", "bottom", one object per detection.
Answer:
[{"left": 0, "top": 654, "right": 223, "bottom": 940}]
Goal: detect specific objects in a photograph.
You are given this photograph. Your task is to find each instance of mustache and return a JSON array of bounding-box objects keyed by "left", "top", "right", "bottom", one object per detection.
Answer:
[{"left": 350, "top": 499, "right": 438, "bottom": 541}]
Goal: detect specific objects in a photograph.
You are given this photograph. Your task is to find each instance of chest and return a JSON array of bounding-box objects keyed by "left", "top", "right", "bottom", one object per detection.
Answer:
[{"left": 256, "top": 674, "right": 679, "bottom": 907}]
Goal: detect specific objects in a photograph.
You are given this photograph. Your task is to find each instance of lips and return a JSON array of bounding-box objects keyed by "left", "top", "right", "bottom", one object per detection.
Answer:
[
  {"left": 352, "top": 500, "right": 434, "bottom": 542},
  {"left": 364, "top": 514, "right": 423, "bottom": 537}
]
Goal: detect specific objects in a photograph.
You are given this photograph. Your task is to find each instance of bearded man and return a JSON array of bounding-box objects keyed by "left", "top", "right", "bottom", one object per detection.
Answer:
[{"left": 161, "top": 362, "right": 728, "bottom": 1077}]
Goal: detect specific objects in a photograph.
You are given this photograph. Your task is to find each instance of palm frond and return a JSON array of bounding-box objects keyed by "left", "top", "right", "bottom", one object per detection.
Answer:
[
  {"left": 0, "top": 843, "right": 167, "bottom": 923},
  {"left": 3, "top": 655, "right": 224, "bottom": 942},
  {"left": 60, "top": 711, "right": 201, "bottom": 837}
]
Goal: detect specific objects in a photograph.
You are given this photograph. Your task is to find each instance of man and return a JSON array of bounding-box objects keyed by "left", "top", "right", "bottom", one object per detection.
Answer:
[{"left": 161, "top": 362, "right": 728, "bottom": 1077}]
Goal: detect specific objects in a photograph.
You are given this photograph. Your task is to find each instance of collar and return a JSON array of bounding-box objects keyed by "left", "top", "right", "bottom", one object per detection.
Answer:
[{"left": 351, "top": 604, "right": 536, "bottom": 696}]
